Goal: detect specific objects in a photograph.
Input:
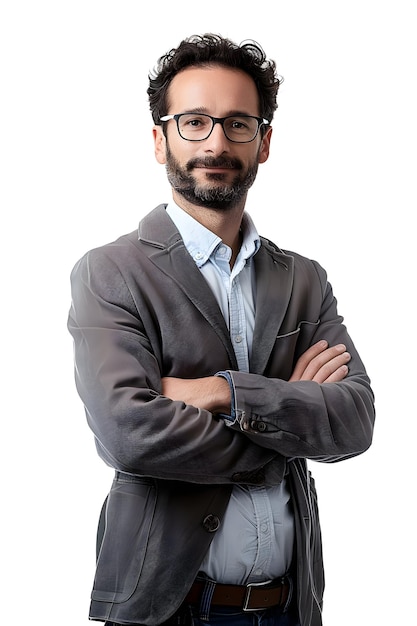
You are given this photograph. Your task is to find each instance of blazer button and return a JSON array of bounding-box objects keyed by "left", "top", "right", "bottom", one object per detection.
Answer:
[{"left": 202, "top": 514, "right": 220, "bottom": 533}]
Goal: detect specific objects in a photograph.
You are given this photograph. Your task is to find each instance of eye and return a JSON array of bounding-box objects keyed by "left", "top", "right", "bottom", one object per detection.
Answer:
[
  {"left": 230, "top": 119, "right": 251, "bottom": 130},
  {"left": 188, "top": 118, "right": 204, "bottom": 127},
  {"left": 180, "top": 114, "right": 211, "bottom": 130}
]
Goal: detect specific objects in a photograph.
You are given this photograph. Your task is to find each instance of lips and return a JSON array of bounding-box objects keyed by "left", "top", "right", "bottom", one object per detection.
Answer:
[
  {"left": 187, "top": 157, "right": 242, "bottom": 171},
  {"left": 196, "top": 166, "right": 235, "bottom": 173}
]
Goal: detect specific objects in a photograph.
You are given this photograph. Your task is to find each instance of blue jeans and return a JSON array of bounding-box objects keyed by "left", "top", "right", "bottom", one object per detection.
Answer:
[
  {"left": 188, "top": 605, "right": 300, "bottom": 626},
  {"left": 106, "top": 606, "right": 300, "bottom": 625}
]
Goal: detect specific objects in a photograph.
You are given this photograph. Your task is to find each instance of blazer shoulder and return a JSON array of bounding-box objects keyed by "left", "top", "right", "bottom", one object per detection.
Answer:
[
  {"left": 70, "top": 204, "right": 174, "bottom": 272},
  {"left": 69, "top": 229, "right": 138, "bottom": 275},
  {"left": 260, "top": 236, "right": 326, "bottom": 275},
  {"left": 259, "top": 236, "right": 329, "bottom": 297}
]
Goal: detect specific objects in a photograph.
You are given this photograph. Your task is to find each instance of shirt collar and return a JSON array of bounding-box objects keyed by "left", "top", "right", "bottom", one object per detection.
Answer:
[{"left": 166, "top": 201, "right": 260, "bottom": 269}]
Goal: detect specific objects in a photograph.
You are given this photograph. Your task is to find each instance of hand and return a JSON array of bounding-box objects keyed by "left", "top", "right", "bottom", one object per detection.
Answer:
[
  {"left": 161, "top": 376, "right": 231, "bottom": 414},
  {"left": 289, "top": 340, "right": 351, "bottom": 383}
]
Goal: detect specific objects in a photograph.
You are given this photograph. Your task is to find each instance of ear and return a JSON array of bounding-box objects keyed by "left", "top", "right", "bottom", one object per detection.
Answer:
[
  {"left": 258, "top": 126, "right": 272, "bottom": 164},
  {"left": 153, "top": 125, "right": 167, "bottom": 164}
]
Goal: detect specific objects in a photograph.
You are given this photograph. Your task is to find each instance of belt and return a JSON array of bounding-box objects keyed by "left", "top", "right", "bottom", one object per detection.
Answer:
[{"left": 185, "top": 578, "right": 290, "bottom": 612}]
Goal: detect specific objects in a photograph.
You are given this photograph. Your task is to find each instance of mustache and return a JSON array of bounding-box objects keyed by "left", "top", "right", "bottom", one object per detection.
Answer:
[{"left": 186, "top": 156, "right": 243, "bottom": 171}]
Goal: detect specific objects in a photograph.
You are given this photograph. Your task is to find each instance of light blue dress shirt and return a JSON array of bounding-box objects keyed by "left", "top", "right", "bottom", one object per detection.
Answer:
[{"left": 166, "top": 202, "right": 294, "bottom": 585}]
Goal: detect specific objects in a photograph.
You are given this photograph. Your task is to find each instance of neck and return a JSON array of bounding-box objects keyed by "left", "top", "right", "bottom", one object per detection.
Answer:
[{"left": 172, "top": 191, "right": 245, "bottom": 264}]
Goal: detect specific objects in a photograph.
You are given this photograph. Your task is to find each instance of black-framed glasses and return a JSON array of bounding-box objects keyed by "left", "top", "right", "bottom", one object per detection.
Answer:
[{"left": 159, "top": 113, "right": 270, "bottom": 143}]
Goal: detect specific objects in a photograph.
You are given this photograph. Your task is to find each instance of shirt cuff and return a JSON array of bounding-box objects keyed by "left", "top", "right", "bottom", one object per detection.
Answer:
[{"left": 215, "top": 370, "right": 237, "bottom": 423}]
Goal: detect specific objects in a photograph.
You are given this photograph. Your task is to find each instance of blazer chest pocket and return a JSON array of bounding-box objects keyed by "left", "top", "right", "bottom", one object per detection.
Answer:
[
  {"left": 267, "top": 319, "right": 320, "bottom": 379},
  {"left": 92, "top": 474, "right": 156, "bottom": 604}
]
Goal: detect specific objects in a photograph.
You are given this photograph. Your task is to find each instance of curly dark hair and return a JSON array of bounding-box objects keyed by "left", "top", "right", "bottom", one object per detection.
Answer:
[{"left": 147, "top": 34, "right": 282, "bottom": 127}]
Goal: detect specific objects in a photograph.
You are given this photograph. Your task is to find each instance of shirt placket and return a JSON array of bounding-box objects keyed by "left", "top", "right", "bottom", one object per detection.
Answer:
[
  {"left": 215, "top": 246, "right": 249, "bottom": 373},
  {"left": 229, "top": 276, "right": 249, "bottom": 372},
  {"left": 247, "top": 486, "right": 275, "bottom": 582}
]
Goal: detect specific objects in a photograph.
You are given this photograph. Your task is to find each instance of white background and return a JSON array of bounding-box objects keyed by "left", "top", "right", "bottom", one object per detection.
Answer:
[{"left": 1, "top": 1, "right": 416, "bottom": 624}]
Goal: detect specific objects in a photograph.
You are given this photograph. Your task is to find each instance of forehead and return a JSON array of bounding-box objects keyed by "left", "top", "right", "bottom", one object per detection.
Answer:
[{"left": 167, "top": 65, "right": 260, "bottom": 115}]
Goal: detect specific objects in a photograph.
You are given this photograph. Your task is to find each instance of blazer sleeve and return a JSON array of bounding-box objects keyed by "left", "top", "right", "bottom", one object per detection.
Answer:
[
  {"left": 67, "top": 247, "right": 286, "bottom": 485},
  {"left": 225, "top": 261, "right": 375, "bottom": 462}
]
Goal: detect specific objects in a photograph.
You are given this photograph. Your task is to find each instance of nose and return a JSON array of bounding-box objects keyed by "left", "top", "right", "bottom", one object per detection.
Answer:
[{"left": 203, "top": 120, "right": 230, "bottom": 154}]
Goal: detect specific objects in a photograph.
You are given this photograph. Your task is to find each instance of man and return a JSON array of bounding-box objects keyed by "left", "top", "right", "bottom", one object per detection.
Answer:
[{"left": 68, "top": 34, "right": 375, "bottom": 626}]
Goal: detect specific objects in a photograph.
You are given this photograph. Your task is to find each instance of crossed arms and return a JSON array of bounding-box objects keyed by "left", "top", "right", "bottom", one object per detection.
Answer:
[{"left": 162, "top": 340, "right": 351, "bottom": 414}]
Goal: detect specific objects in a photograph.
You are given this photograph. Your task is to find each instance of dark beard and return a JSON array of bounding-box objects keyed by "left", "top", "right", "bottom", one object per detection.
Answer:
[{"left": 165, "top": 144, "right": 259, "bottom": 210}]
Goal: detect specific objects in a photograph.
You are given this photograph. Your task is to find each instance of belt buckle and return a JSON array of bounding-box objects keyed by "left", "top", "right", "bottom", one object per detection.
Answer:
[{"left": 243, "top": 579, "right": 273, "bottom": 612}]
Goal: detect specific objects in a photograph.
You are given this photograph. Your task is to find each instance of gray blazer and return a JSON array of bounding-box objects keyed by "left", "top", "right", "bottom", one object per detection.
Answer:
[{"left": 68, "top": 204, "right": 375, "bottom": 626}]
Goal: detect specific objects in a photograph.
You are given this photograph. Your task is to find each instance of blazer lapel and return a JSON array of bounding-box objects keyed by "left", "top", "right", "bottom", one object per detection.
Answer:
[
  {"left": 250, "top": 240, "right": 294, "bottom": 374},
  {"left": 138, "top": 205, "right": 239, "bottom": 370}
]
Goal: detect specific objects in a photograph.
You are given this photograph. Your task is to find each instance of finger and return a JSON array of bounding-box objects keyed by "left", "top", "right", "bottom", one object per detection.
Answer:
[
  {"left": 311, "top": 352, "right": 351, "bottom": 383},
  {"left": 289, "top": 340, "right": 328, "bottom": 381},
  {"left": 320, "top": 364, "right": 349, "bottom": 383},
  {"left": 300, "top": 344, "right": 347, "bottom": 381}
]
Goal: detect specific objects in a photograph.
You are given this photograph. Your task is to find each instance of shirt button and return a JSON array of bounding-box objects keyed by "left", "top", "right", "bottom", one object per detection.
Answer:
[
  {"left": 218, "top": 245, "right": 227, "bottom": 255},
  {"left": 261, "top": 523, "right": 268, "bottom": 533},
  {"left": 194, "top": 252, "right": 204, "bottom": 260},
  {"left": 234, "top": 335, "right": 243, "bottom": 343}
]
